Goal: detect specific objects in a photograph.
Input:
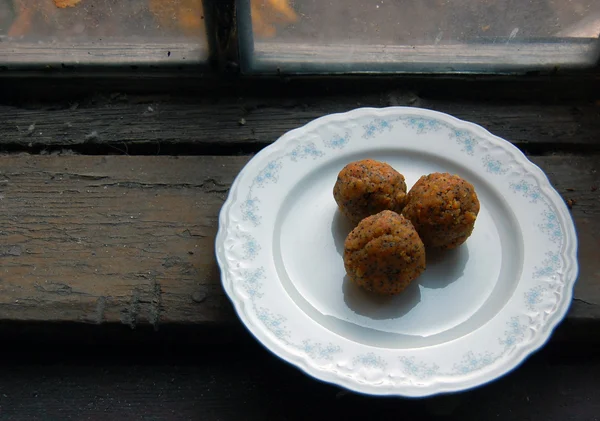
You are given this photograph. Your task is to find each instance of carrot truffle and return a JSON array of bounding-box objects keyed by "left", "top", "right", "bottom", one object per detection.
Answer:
[
  {"left": 333, "top": 159, "right": 407, "bottom": 225},
  {"left": 402, "top": 172, "right": 480, "bottom": 250},
  {"left": 343, "top": 210, "right": 426, "bottom": 295}
]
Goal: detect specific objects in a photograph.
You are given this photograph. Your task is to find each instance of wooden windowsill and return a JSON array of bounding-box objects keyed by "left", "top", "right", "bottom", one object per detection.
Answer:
[
  {"left": 0, "top": 41, "right": 208, "bottom": 69},
  {"left": 249, "top": 39, "right": 600, "bottom": 73},
  {"left": 0, "top": 83, "right": 598, "bottom": 346}
]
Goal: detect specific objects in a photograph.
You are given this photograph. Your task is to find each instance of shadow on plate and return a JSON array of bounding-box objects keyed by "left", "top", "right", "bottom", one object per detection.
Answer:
[
  {"left": 340, "top": 237, "right": 470, "bottom": 321},
  {"left": 342, "top": 276, "right": 421, "bottom": 320},
  {"left": 332, "top": 206, "right": 471, "bottom": 320},
  {"left": 331, "top": 210, "right": 354, "bottom": 256},
  {"left": 419, "top": 245, "right": 469, "bottom": 289}
]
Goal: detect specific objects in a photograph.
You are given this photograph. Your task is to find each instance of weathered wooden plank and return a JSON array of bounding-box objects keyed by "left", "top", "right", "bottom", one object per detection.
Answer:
[
  {"left": 1, "top": 42, "right": 208, "bottom": 68},
  {"left": 0, "top": 345, "right": 599, "bottom": 421},
  {"left": 252, "top": 40, "right": 599, "bottom": 73},
  {"left": 0, "top": 154, "right": 598, "bottom": 328},
  {"left": 0, "top": 155, "right": 243, "bottom": 327},
  {"left": 1, "top": 94, "right": 599, "bottom": 150}
]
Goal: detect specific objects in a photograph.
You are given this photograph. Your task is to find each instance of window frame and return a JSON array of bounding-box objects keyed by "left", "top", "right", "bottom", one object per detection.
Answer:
[
  {"left": 235, "top": 0, "right": 600, "bottom": 75},
  {"left": 0, "top": 0, "right": 598, "bottom": 76}
]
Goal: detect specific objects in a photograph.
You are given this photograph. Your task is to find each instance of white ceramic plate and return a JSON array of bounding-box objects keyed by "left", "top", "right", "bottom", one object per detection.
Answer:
[{"left": 215, "top": 107, "right": 578, "bottom": 397}]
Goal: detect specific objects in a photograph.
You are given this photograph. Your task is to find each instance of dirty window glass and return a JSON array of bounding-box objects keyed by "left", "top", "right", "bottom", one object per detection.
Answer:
[
  {"left": 1, "top": 0, "right": 208, "bottom": 66},
  {"left": 241, "top": 0, "right": 600, "bottom": 73}
]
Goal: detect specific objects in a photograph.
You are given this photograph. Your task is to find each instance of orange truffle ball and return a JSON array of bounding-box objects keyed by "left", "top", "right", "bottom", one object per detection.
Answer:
[
  {"left": 402, "top": 172, "right": 480, "bottom": 250},
  {"left": 333, "top": 159, "right": 407, "bottom": 225},
  {"left": 344, "top": 210, "right": 426, "bottom": 295}
]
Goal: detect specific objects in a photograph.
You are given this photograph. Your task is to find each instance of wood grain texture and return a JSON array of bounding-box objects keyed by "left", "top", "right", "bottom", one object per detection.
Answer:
[
  {"left": 1, "top": 93, "right": 599, "bottom": 151},
  {"left": 0, "top": 154, "right": 598, "bottom": 328},
  {"left": 0, "top": 42, "right": 208, "bottom": 68},
  {"left": 0, "top": 155, "right": 244, "bottom": 327},
  {"left": 252, "top": 40, "right": 599, "bottom": 73}
]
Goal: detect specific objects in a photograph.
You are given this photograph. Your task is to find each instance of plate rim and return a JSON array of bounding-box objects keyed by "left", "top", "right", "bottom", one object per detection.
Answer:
[{"left": 215, "top": 106, "right": 579, "bottom": 397}]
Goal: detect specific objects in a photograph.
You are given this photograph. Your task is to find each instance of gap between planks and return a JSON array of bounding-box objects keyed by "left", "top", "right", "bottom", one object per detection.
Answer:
[{"left": 1, "top": 94, "right": 600, "bottom": 152}]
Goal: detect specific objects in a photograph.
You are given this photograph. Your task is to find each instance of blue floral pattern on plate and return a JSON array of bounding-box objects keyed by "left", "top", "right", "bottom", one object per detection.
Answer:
[
  {"left": 241, "top": 197, "right": 261, "bottom": 227},
  {"left": 539, "top": 210, "right": 563, "bottom": 243},
  {"left": 510, "top": 180, "right": 542, "bottom": 203},
  {"left": 401, "top": 117, "right": 443, "bottom": 134},
  {"left": 483, "top": 155, "right": 509, "bottom": 174},
  {"left": 499, "top": 317, "right": 527, "bottom": 348},
  {"left": 241, "top": 234, "right": 261, "bottom": 260},
  {"left": 400, "top": 357, "right": 440, "bottom": 379},
  {"left": 398, "top": 316, "right": 528, "bottom": 378},
  {"left": 301, "top": 340, "right": 341, "bottom": 360},
  {"left": 533, "top": 251, "right": 561, "bottom": 279},
  {"left": 450, "top": 129, "right": 479, "bottom": 155},
  {"left": 525, "top": 285, "right": 547, "bottom": 311},
  {"left": 241, "top": 264, "right": 342, "bottom": 361},
  {"left": 254, "top": 160, "right": 283, "bottom": 188},
  {"left": 362, "top": 118, "right": 393, "bottom": 139},
  {"left": 324, "top": 131, "right": 351, "bottom": 149},
  {"left": 241, "top": 142, "right": 324, "bottom": 227},
  {"left": 353, "top": 353, "right": 388, "bottom": 370}
]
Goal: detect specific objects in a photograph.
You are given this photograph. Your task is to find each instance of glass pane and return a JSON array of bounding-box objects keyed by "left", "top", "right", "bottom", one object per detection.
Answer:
[
  {"left": 241, "top": 0, "right": 600, "bottom": 73},
  {"left": 1, "top": 0, "right": 208, "bottom": 66}
]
